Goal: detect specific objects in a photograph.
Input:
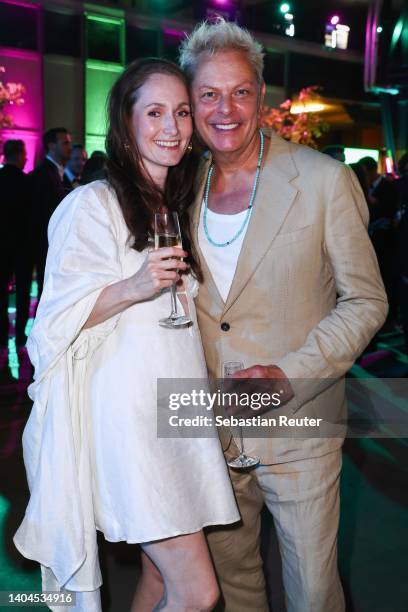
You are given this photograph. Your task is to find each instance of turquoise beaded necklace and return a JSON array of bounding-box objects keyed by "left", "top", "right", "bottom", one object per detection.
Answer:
[{"left": 203, "top": 128, "right": 264, "bottom": 248}]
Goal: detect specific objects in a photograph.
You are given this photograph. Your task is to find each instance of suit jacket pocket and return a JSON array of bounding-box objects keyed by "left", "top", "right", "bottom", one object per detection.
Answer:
[{"left": 270, "top": 225, "right": 314, "bottom": 249}]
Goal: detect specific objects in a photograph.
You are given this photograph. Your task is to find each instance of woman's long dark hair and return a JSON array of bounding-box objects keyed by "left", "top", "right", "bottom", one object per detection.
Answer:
[{"left": 106, "top": 57, "right": 202, "bottom": 281}]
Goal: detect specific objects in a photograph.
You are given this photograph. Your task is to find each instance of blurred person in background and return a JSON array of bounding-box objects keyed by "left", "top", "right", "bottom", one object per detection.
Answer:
[
  {"left": 358, "top": 156, "right": 399, "bottom": 326},
  {"left": 0, "top": 139, "right": 32, "bottom": 382},
  {"left": 30, "top": 127, "right": 72, "bottom": 299},
  {"left": 64, "top": 143, "right": 87, "bottom": 189},
  {"left": 397, "top": 152, "right": 408, "bottom": 211},
  {"left": 396, "top": 152, "right": 408, "bottom": 353},
  {"left": 89, "top": 150, "right": 105, "bottom": 159},
  {"left": 321, "top": 145, "right": 345, "bottom": 163},
  {"left": 349, "top": 162, "right": 370, "bottom": 203},
  {"left": 81, "top": 150, "right": 107, "bottom": 184},
  {"left": 396, "top": 204, "right": 408, "bottom": 353},
  {"left": 358, "top": 155, "right": 400, "bottom": 219}
]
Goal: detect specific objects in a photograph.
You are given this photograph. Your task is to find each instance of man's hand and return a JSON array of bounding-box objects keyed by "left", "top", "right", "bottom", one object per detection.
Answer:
[{"left": 225, "top": 364, "right": 294, "bottom": 417}]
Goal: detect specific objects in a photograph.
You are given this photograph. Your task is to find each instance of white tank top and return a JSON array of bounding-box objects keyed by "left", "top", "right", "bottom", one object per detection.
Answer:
[{"left": 198, "top": 203, "right": 249, "bottom": 303}]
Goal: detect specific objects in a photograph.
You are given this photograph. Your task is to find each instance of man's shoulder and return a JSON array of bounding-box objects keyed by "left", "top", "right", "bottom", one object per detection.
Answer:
[
  {"left": 266, "top": 128, "right": 332, "bottom": 162},
  {"left": 31, "top": 158, "right": 47, "bottom": 171},
  {"left": 195, "top": 153, "right": 211, "bottom": 192},
  {"left": 30, "top": 159, "right": 55, "bottom": 179},
  {"left": 0, "top": 164, "right": 12, "bottom": 180},
  {"left": 276, "top": 135, "right": 342, "bottom": 174},
  {"left": 0, "top": 165, "right": 26, "bottom": 190}
]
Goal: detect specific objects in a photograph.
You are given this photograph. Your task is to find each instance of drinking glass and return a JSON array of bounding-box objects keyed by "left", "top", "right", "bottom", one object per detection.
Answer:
[
  {"left": 223, "top": 361, "right": 260, "bottom": 470},
  {"left": 154, "top": 212, "right": 191, "bottom": 328}
]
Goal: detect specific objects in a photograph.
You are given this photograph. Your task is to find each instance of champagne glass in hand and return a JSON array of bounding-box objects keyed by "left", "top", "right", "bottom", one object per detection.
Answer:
[
  {"left": 154, "top": 212, "right": 191, "bottom": 328},
  {"left": 223, "top": 361, "right": 260, "bottom": 470}
]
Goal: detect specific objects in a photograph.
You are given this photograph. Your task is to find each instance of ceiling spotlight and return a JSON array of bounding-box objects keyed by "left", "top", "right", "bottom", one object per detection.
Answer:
[{"left": 330, "top": 15, "right": 340, "bottom": 26}]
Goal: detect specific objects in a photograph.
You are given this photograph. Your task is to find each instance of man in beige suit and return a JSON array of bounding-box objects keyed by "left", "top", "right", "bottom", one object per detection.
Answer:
[{"left": 179, "top": 19, "right": 388, "bottom": 612}]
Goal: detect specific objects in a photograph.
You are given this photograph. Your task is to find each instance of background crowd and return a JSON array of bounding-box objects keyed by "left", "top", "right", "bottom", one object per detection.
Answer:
[
  {"left": 0, "top": 130, "right": 107, "bottom": 383},
  {"left": 0, "top": 129, "right": 407, "bottom": 384}
]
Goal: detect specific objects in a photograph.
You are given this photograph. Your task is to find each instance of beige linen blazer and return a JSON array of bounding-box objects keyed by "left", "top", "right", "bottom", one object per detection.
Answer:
[{"left": 192, "top": 130, "right": 388, "bottom": 464}]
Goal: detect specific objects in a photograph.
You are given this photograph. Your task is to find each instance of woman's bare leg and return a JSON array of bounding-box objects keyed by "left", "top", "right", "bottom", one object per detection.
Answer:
[
  {"left": 140, "top": 530, "right": 219, "bottom": 612},
  {"left": 131, "top": 551, "right": 164, "bottom": 612}
]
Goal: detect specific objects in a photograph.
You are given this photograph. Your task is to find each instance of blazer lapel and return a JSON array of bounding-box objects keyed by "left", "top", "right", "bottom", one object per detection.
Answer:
[
  {"left": 223, "top": 132, "right": 299, "bottom": 315},
  {"left": 190, "top": 157, "right": 225, "bottom": 313}
]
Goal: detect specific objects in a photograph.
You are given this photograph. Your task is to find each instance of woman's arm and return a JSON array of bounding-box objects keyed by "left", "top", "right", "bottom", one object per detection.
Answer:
[{"left": 83, "top": 246, "right": 188, "bottom": 329}]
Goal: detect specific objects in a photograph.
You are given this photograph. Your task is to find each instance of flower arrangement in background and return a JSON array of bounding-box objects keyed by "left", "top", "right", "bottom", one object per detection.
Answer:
[
  {"left": 261, "top": 86, "right": 328, "bottom": 149},
  {"left": 0, "top": 66, "right": 25, "bottom": 129}
]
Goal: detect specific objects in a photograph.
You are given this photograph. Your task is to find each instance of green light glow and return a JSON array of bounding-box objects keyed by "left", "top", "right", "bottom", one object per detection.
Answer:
[
  {"left": 280, "top": 3, "right": 290, "bottom": 14},
  {"left": 0, "top": 496, "right": 42, "bottom": 592},
  {"left": 86, "top": 14, "right": 123, "bottom": 26},
  {"left": 85, "top": 12, "right": 125, "bottom": 156},
  {"left": 391, "top": 18, "right": 403, "bottom": 52},
  {"left": 344, "top": 148, "right": 379, "bottom": 165},
  {"left": 86, "top": 59, "right": 124, "bottom": 72},
  {"left": 373, "top": 86, "right": 400, "bottom": 95},
  {"left": 0, "top": 494, "right": 10, "bottom": 516},
  {"left": 85, "top": 134, "right": 107, "bottom": 156},
  {"left": 85, "top": 61, "right": 123, "bottom": 154},
  {"left": 7, "top": 338, "right": 18, "bottom": 378}
]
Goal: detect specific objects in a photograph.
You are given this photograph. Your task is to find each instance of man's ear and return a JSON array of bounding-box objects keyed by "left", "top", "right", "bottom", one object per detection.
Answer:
[{"left": 258, "top": 80, "right": 266, "bottom": 116}]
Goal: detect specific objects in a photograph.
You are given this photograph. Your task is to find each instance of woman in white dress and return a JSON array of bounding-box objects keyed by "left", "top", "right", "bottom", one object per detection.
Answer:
[{"left": 14, "top": 59, "right": 239, "bottom": 612}]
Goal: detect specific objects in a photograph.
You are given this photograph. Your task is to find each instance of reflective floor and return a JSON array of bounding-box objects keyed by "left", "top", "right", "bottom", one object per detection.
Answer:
[{"left": 0, "top": 285, "right": 407, "bottom": 611}]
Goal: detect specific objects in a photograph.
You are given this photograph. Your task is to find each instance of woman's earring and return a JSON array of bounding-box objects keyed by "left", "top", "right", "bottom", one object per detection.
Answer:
[
  {"left": 186, "top": 141, "right": 193, "bottom": 154},
  {"left": 124, "top": 142, "right": 130, "bottom": 151}
]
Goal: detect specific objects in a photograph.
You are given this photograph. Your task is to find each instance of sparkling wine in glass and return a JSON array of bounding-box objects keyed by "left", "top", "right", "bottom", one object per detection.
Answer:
[
  {"left": 223, "top": 361, "right": 260, "bottom": 470},
  {"left": 154, "top": 212, "right": 191, "bottom": 328}
]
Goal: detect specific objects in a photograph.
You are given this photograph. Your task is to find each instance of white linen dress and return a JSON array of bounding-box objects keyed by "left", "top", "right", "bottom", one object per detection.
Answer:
[{"left": 14, "top": 181, "right": 239, "bottom": 611}]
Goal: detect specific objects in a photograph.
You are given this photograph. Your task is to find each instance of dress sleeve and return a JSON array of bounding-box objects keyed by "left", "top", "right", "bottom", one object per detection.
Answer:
[
  {"left": 187, "top": 275, "right": 199, "bottom": 298},
  {"left": 28, "top": 183, "right": 124, "bottom": 383}
]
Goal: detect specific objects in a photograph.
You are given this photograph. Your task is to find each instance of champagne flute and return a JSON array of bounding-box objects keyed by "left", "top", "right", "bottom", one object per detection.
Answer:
[
  {"left": 223, "top": 361, "right": 260, "bottom": 470},
  {"left": 154, "top": 212, "right": 191, "bottom": 328}
]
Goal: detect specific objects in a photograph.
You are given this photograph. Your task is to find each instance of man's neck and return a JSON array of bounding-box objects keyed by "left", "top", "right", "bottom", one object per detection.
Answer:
[{"left": 211, "top": 131, "right": 262, "bottom": 179}]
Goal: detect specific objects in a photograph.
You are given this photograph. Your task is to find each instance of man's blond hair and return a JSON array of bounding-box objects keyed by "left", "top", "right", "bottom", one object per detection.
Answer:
[{"left": 179, "top": 18, "right": 264, "bottom": 86}]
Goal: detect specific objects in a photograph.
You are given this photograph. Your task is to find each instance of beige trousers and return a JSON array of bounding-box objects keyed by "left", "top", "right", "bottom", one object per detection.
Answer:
[{"left": 206, "top": 446, "right": 345, "bottom": 612}]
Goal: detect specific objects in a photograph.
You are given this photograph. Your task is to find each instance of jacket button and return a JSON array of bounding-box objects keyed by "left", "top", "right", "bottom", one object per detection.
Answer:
[{"left": 221, "top": 322, "right": 230, "bottom": 332}]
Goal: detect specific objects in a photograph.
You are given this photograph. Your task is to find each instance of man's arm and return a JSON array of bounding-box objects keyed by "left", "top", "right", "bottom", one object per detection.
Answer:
[
  {"left": 275, "top": 163, "right": 388, "bottom": 406},
  {"left": 235, "top": 163, "right": 388, "bottom": 411}
]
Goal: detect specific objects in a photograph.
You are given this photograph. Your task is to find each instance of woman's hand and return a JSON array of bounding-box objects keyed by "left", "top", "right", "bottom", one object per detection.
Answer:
[
  {"left": 83, "top": 247, "right": 188, "bottom": 330},
  {"left": 128, "top": 247, "right": 188, "bottom": 303}
]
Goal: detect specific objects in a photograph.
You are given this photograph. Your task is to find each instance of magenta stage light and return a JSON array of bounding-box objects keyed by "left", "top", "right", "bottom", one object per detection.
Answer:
[
  {"left": 0, "top": 47, "right": 43, "bottom": 172},
  {"left": 163, "top": 28, "right": 184, "bottom": 37},
  {"left": 330, "top": 15, "right": 340, "bottom": 26}
]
